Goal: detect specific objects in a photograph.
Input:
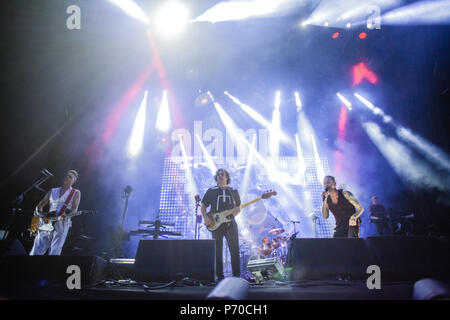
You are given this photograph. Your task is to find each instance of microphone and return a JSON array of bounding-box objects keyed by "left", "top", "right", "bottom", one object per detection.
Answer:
[
  {"left": 322, "top": 187, "right": 329, "bottom": 201},
  {"left": 123, "top": 185, "right": 133, "bottom": 198},
  {"left": 42, "top": 169, "right": 54, "bottom": 177},
  {"left": 195, "top": 194, "right": 201, "bottom": 203}
]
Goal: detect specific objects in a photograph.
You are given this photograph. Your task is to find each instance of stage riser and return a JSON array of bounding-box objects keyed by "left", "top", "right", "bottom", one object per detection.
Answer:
[
  {"left": 1, "top": 237, "right": 448, "bottom": 286},
  {"left": 133, "top": 239, "right": 216, "bottom": 283},
  {"left": 287, "top": 237, "right": 450, "bottom": 281}
]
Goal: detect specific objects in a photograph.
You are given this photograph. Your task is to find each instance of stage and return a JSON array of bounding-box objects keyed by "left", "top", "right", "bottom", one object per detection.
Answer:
[
  {"left": 1, "top": 1, "right": 449, "bottom": 305},
  {"left": 1, "top": 236, "right": 449, "bottom": 301},
  {"left": 0, "top": 279, "right": 417, "bottom": 300}
]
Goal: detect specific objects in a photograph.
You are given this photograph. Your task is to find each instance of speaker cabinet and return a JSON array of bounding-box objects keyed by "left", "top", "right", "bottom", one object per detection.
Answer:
[
  {"left": 365, "top": 236, "right": 450, "bottom": 281},
  {"left": 287, "top": 238, "right": 377, "bottom": 280},
  {"left": 0, "top": 239, "right": 27, "bottom": 258},
  {"left": 134, "top": 240, "right": 215, "bottom": 283},
  {"left": 0, "top": 255, "right": 106, "bottom": 287}
]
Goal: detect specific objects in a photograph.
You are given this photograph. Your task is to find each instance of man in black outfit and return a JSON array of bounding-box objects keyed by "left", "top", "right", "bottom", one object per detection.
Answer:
[
  {"left": 321, "top": 175, "right": 364, "bottom": 238},
  {"left": 369, "top": 195, "right": 390, "bottom": 235},
  {"left": 201, "top": 169, "right": 241, "bottom": 281}
]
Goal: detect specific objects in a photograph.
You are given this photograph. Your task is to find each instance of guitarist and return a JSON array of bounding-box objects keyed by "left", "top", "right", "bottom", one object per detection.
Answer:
[
  {"left": 29, "top": 170, "right": 81, "bottom": 256},
  {"left": 201, "top": 169, "right": 241, "bottom": 281}
]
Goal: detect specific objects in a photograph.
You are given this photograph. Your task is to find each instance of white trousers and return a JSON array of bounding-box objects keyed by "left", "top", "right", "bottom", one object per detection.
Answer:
[{"left": 29, "top": 219, "right": 71, "bottom": 256}]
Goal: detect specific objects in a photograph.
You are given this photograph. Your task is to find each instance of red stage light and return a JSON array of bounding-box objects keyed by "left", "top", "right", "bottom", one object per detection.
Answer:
[
  {"left": 332, "top": 32, "right": 339, "bottom": 39},
  {"left": 359, "top": 32, "right": 367, "bottom": 39},
  {"left": 352, "top": 62, "right": 378, "bottom": 86}
]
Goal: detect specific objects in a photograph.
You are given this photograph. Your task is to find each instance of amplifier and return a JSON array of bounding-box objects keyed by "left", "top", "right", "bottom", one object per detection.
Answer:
[{"left": 247, "top": 257, "right": 286, "bottom": 283}]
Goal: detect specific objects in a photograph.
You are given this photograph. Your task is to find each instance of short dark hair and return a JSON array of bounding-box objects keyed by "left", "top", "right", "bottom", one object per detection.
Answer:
[
  {"left": 214, "top": 169, "right": 230, "bottom": 184},
  {"left": 324, "top": 175, "right": 336, "bottom": 183}
]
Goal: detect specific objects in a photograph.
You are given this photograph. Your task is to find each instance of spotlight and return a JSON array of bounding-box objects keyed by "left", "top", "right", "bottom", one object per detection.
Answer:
[
  {"left": 127, "top": 91, "right": 148, "bottom": 158},
  {"left": 274, "top": 91, "right": 281, "bottom": 109},
  {"left": 383, "top": 115, "right": 392, "bottom": 123},
  {"left": 346, "top": 23, "right": 351, "bottom": 28},
  {"left": 294, "top": 91, "right": 302, "bottom": 112},
  {"left": 332, "top": 32, "right": 339, "bottom": 39},
  {"left": 359, "top": 32, "right": 367, "bottom": 39},
  {"left": 154, "top": 1, "right": 189, "bottom": 37},
  {"left": 354, "top": 93, "right": 375, "bottom": 110},
  {"left": 324, "top": 22, "right": 329, "bottom": 27},
  {"left": 336, "top": 93, "right": 352, "bottom": 110},
  {"left": 108, "top": 0, "right": 150, "bottom": 24},
  {"left": 311, "top": 134, "right": 325, "bottom": 182},
  {"left": 156, "top": 91, "right": 171, "bottom": 132},
  {"left": 194, "top": 92, "right": 212, "bottom": 107},
  {"left": 195, "top": 134, "right": 217, "bottom": 174}
]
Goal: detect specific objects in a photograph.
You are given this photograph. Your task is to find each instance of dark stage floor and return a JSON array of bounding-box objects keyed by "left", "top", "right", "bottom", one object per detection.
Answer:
[{"left": 0, "top": 279, "right": 417, "bottom": 300}]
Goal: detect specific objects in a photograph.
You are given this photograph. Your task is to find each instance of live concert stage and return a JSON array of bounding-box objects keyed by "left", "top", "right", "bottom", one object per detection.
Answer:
[
  {"left": 1, "top": 236, "right": 450, "bottom": 301},
  {"left": 1, "top": 0, "right": 449, "bottom": 302}
]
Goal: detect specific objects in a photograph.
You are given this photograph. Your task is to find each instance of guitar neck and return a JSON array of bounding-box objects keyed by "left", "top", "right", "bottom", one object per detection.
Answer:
[
  {"left": 47, "top": 211, "right": 82, "bottom": 221},
  {"left": 240, "top": 197, "right": 262, "bottom": 210}
]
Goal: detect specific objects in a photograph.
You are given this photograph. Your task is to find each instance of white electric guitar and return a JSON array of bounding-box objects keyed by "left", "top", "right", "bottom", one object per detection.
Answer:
[
  {"left": 30, "top": 209, "right": 97, "bottom": 233},
  {"left": 206, "top": 190, "right": 277, "bottom": 232}
]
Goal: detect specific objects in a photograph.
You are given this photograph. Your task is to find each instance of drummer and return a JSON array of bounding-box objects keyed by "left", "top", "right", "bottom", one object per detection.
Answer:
[
  {"left": 259, "top": 236, "right": 272, "bottom": 256},
  {"left": 269, "top": 228, "right": 285, "bottom": 246}
]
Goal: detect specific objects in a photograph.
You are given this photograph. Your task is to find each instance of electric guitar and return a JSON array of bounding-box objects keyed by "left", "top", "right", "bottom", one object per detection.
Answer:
[
  {"left": 206, "top": 190, "right": 277, "bottom": 232},
  {"left": 30, "top": 209, "right": 97, "bottom": 234}
]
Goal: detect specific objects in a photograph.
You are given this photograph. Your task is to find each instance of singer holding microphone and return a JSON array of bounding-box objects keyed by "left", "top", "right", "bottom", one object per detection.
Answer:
[{"left": 321, "top": 175, "right": 364, "bottom": 238}]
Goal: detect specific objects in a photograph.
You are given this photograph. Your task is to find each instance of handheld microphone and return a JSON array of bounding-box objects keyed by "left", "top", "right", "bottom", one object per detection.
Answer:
[
  {"left": 195, "top": 194, "right": 201, "bottom": 203},
  {"left": 322, "top": 187, "right": 329, "bottom": 201}
]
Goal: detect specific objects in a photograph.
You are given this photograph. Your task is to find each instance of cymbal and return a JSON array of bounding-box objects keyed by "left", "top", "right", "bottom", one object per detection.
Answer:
[{"left": 268, "top": 228, "right": 285, "bottom": 236}]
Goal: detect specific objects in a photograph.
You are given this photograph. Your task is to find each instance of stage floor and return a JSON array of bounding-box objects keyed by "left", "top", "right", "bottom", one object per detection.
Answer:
[{"left": 0, "top": 279, "right": 415, "bottom": 300}]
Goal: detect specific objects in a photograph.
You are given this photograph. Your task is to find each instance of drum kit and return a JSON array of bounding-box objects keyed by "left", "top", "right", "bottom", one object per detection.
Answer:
[{"left": 240, "top": 227, "right": 291, "bottom": 267}]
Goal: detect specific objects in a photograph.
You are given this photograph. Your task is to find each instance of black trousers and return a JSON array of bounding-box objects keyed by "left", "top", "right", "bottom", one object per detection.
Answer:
[
  {"left": 333, "top": 221, "right": 360, "bottom": 238},
  {"left": 374, "top": 221, "right": 390, "bottom": 235},
  {"left": 211, "top": 220, "right": 240, "bottom": 279}
]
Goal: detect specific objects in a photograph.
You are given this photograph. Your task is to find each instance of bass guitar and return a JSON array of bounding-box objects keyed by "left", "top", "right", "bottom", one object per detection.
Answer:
[
  {"left": 30, "top": 209, "right": 97, "bottom": 234},
  {"left": 206, "top": 190, "right": 277, "bottom": 232}
]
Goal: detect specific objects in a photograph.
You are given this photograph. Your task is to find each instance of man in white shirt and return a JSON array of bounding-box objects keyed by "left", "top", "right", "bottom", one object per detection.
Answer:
[{"left": 29, "top": 169, "right": 81, "bottom": 255}]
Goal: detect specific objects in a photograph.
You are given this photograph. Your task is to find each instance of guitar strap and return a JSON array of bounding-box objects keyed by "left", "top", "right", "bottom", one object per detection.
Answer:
[
  {"left": 57, "top": 188, "right": 77, "bottom": 217},
  {"left": 229, "top": 188, "right": 237, "bottom": 208}
]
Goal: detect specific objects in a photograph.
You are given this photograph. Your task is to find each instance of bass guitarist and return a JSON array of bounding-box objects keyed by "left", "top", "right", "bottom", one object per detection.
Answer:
[
  {"left": 201, "top": 168, "right": 241, "bottom": 281},
  {"left": 30, "top": 170, "right": 81, "bottom": 256}
]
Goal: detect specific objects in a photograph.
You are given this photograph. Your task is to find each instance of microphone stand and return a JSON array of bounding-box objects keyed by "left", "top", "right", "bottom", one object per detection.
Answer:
[
  {"left": 289, "top": 220, "right": 301, "bottom": 239},
  {"left": 120, "top": 186, "right": 132, "bottom": 232},
  {"left": 113, "top": 185, "right": 132, "bottom": 258},
  {"left": 153, "top": 213, "right": 161, "bottom": 240},
  {"left": 195, "top": 200, "right": 201, "bottom": 239},
  {"left": 309, "top": 213, "right": 318, "bottom": 238},
  {"left": 3, "top": 171, "right": 51, "bottom": 240}
]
